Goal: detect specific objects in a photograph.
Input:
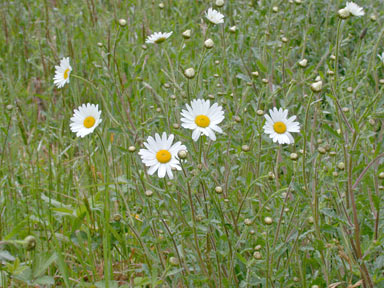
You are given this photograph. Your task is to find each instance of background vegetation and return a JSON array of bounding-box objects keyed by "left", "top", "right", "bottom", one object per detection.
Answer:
[{"left": 0, "top": 0, "right": 383, "bottom": 287}]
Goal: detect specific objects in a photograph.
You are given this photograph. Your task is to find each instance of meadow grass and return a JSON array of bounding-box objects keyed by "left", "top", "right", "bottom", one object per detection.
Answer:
[{"left": 0, "top": 0, "right": 384, "bottom": 287}]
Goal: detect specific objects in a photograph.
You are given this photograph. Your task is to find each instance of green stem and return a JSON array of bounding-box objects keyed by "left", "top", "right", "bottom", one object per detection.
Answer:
[{"left": 96, "top": 131, "right": 111, "bottom": 287}]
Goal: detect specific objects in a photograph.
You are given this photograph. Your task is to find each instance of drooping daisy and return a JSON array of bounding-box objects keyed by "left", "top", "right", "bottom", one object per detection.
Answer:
[
  {"left": 345, "top": 2, "right": 364, "bottom": 17},
  {"left": 181, "top": 99, "right": 224, "bottom": 142},
  {"left": 378, "top": 52, "right": 384, "bottom": 64},
  {"left": 70, "top": 103, "right": 102, "bottom": 138},
  {"left": 139, "top": 132, "right": 186, "bottom": 179},
  {"left": 53, "top": 57, "right": 72, "bottom": 88},
  {"left": 263, "top": 107, "right": 300, "bottom": 145},
  {"left": 205, "top": 8, "right": 224, "bottom": 25},
  {"left": 145, "top": 32, "right": 173, "bottom": 44}
]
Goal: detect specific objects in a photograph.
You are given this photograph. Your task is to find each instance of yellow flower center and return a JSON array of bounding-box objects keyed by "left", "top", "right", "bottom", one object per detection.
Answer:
[
  {"left": 195, "top": 115, "right": 210, "bottom": 128},
  {"left": 156, "top": 150, "right": 171, "bottom": 163},
  {"left": 64, "top": 68, "right": 70, "bottom": 79},
  {"left": 83, "top": 116, "right": 96, "bottom": 128},
  {"left": 273, "top": 121, "right": 287, "bottom": 134}
]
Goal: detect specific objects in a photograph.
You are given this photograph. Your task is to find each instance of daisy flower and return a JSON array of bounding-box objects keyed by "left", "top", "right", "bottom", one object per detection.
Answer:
[
  {"left": 263, "top": 107, "right": 300, "bottom": 145},
  {"left": 181, "top": 99, "right": 224, "bottom": 142},
  {"left": 205, "top": 8, "right": 224, "bottom": 25},
  {"left": 53, "top": 57, "right": 72, "bottom": 88},
  {"left": 70, "top": 103, "right": 102, "bottom": 138},
  {"left": 139, "top": 132, "right": 186, "bottom": 179},
  {"left": 345, "top": 2, "right": 364, "bottom": 17},
  {"left": 145, "top": 32, "right": 173, "bottom": 44}
]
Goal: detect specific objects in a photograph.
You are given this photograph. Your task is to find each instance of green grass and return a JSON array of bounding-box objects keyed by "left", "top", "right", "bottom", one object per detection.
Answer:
[{"left": 0, "top": 0, "right": 384, "bottom": 287}]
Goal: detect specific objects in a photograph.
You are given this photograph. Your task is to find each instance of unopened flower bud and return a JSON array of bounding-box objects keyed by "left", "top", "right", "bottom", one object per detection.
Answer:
[
  {"left": 257, "top": 110, "right": 264, "bottom": 116},
  {"left": 184, "top": 68, "right": 195, "bottom": 79},
  {"left": 298, "top": 59, "right": 308, "bottom": 67},
  {"left": 178, "top": 150, "right": 187, "bottom": 159},
  {"left": 118, "top": 19, "right": 127, "bottom": 27},
  {"left": 378, "top": 172, "right": 384, "bottom": 179},
  {"left": 318, "top": 147, "right": 326, "bottom": 154},
  {"left": 128, "top": 146, "right": 136, "bottom": 152},
  {"left": 337, "top": 162, "right": 345, "bottom": 170},
  {"left": 290, "top": 153, "right": 298, "bottom": 160},
  {"left": 264, "top": 217, "right": 273, "bottom": 225},
  {"left": 215, "top": 186, "right": 223, "bottom": 194},
  {"left": 251, "top": 71, "right": 259, "bottom": 78},
  {"left": 215, "top": 0, "right": 225, "bottom": 7},
  {"left": 242, "top": 145, "right": 250, "bottom": 152},
  {"left": 24, "top": 236, "right": 36, "bottom": 251},
  {"left": 244, "top": 218, "right": 252, "bottom": 225},
  {"left": 338, "top": 8, "right": 350, "bottom": 19},
  {"left": 204, "top": 38, "right": 214, "bottom": 49},
  {"left": 253, "top": 251, "right": 262, "bottom": 259},
  {"left": 145, "top": 190, "right": 153, "bottom": 197},
  {"left": 182, "top": 29, "right": 191, "bottom": 39},
  {"left": 229, "top": 26, "right": 237, "bottom": 33},
  {"left": 310, "top": 81, "right": 323, "bottom": 92},
  {"left": 169, "top": 256, "right": 179, "bottom": 266}
]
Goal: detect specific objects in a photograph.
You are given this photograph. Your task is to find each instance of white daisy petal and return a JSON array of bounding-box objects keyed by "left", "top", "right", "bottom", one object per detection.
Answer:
[
  {"left": 180, "top": 99, "right": 225, "bottom": 142},
  {"left": 53, "top": 57, "right": 72, "bottom": 89},
  {"left": 205, "top": 8, "right": 224, "bottom": 24},
  {"left": 139, "top": 132, "right": 185, "bottom": 179},
  {"left": 70, "top": 103, "right": 102, "bottom": 138},
  {"left": 263, "top": 107, "right": 300, "bottom": 145},
  {"left": 145, "top": 31, "right": 173, "bottom": 44},
  {"left": 345, "top": 2, "right": 364, "bottom": 17}
]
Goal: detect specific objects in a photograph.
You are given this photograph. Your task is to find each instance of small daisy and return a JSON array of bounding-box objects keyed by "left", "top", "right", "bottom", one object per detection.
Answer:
[
  {"left": 378, "top": 52, "right": 384, "bottom": 64},
  {"left": 181, "top": 99, "right": 224, "bottom": 142},
  {"left": 345, "top": 2, "right": 364, "bottom": 17},
  {"left": 70, "top": 103, "right": 102, "bottom": 138},
  {"left": 53, "top": 57, "right": 72, "bottom": 88},
  {"left": 139, "top": 132, "right": 186, "bottom": 179},
  {"left": 145, "top": 32, "right": 173, "bottom": 44},
  {"left": 263, "top": 107, "right": 300, "bottom": 145},
  {"left": 205, "top": 8, "right": 224, "bottom": 25}
]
